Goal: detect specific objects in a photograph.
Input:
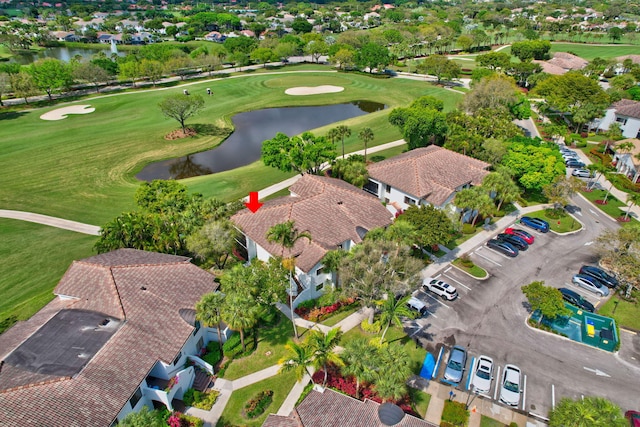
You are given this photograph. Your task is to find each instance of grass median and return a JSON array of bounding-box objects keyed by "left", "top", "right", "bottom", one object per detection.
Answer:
[{"left": 524, "top": 209, "right": 582, "bottom": 233}]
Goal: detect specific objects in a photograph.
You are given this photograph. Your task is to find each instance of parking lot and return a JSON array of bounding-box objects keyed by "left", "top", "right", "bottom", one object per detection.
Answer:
[{"left": 405, "top": 195, "right": 640, "bottom": 419}]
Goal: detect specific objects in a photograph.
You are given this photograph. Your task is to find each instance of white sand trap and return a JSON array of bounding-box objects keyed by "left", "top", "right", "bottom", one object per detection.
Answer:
[
  {"left": 40, "top": 105, "right": 95, "bottom": 121},
  {"left": 285, "top": 85, "right": 344, "bottom": 96}
]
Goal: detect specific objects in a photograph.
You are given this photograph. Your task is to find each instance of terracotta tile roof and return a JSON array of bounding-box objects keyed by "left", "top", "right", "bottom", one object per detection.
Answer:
[
  {"left": 613, "top": 99, "right": 640, "bottom": 120},
  {"left": 616, "top": 54, "right": 640, "bottom": 64},
  {"left": 262, "top": 388, "right": 438, "bottom": 427},
  {"left": 547, "top": 52, "right": 588, "bottom": 70},
  {"left": 231, "top": 175, "right": 393, "bottom": 272},
  {"left": 532, "top": 60, "right": 568, "bottom": 75},
  {"left": 262, "top": 414, "right": 301, "bottom": 427},
  {"left": 0, "top": 249, "right": 217, "bottom": 427},
  {"left": 367, "top": 146, "right": 490, "bottom": 206}
]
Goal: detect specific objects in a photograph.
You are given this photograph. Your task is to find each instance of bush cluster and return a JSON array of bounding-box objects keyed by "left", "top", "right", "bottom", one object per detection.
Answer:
[
  {"left": 201, "top": 341, "right": 222, "bottom": 367},
  {"left": 183, "top": 389, "right": 220, "bottom": 410},
  {"left": 461, "top": 223, "right": 476, "bottom": 235},
  {"left": 223, "top": 331, "right": 256, "bottom": 360},
  {"left": 589, "top": 148, "right": 612, "bottom": 168},
  {"left": 606, "top": 172, "right": 640, "bottom": 193},
  {"left": 360, "top": 318, "right": 382, "bottom": 333},
  {"left": 167, "top": 412, "right": 204, "bottom": 427},
  {"left": 244, "top": 390, "right": 273, "bottom": 418},
  {"left": 441, "top": 400, "right": 469, "bottom": 427},
  {"left": 294, "top": 297, "right": 356, "bottom": 322}
]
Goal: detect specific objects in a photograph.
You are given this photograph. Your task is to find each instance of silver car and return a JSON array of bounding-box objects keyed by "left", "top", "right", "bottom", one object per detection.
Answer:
[
  {"left": 443, "top": 345, "right": 467, "bottom": 384},
  {"left": 499, "top": 364, "right": 522, "bottom": 407},
  {"left": 572, "top": 274, "right": 610, "bottom": 297},
  {"left": 571, "top": 168, "right": 592, "bottom": 178},
  {"left": 471, "top": 355, "right": 494, "bottom": 394}
]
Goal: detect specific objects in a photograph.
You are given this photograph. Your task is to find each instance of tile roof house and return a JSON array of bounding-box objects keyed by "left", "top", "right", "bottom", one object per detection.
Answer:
[
  {"left": 0, "top": 249, "right": 222, "bottom": 426},
  {"left": 594, "top": 99, "right": 640, "bottom": 139},
  {"left": 231, "top": 174, "right": 392, "bottom": 306},
  {"left": 612, "top": 138, "right": 640, "bottom": 183},
  {"left": 364, "top": 146, "right": 490, "bottom": 214},
  {"left": 263, "top": 388, "right": 438, "bottom": 427},
  {"left": 533, "top": 52, "right": 588, "bottom": 75}
]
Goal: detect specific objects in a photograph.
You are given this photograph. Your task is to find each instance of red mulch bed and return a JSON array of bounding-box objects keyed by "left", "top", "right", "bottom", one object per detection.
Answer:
[
  {"left": 617, "top": 216, "right": 631, "bottom": 222},
  {"left": 595, "top": 200, "right": 608, "bottom": 205},
  {"left": 165, "top": 128, "right": 197, "bottom": 140}
]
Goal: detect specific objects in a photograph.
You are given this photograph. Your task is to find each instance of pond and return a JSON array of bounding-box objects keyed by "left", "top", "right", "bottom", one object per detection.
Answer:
[
  {"left": 9, "top": 46, "right": 125, "bottom": 65},
  {"left": 136, "top": 101, "right": 386, "bottom": 181}
]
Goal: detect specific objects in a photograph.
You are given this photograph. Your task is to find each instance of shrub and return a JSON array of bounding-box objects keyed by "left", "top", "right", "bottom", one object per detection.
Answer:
[
  {"left": 441, "top": 400, "right": 469, "bottom": 427},
  {"left": 370, "top": 155, "right": 386, "bottom": 162},
  {"left": 360, "top": 318, "right": 382, "bottom": 333},
  {"left": 459, "top": 255, "right": 474, "bottom": 268},
  {"left": 509, "top": 423, "right": 518, "bottom": 427},
  {"left": 183, "top": 389, "right": 220, "bottom": 410},
  {"left": 222, "top": 331, "right": 256, "bottom": 359},
  {"left": 244, "top": 390, "right": 273, "bottom": 418},
  {"left": 317, "top": 290, "right": 339, "bottom": 307},
  {"left": 589, "top": 148, "right": 612, "bottom": 167},
  {"left": 461, "top": 223, "right": 476, "bottom": 234},
  {"left": 202, "top": 341, "right": 222, "bottom": 367}
]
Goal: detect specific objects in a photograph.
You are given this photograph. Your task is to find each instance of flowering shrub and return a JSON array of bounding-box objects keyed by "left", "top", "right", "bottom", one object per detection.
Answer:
[
  {"left": 294, "top": 298, "right": 356, "bottom": 321},
  {"left": 311, "top": 364, "right": 418, "bottom": 418},
  {"left": 166, "top": 412, "right": 204, "bottom": 427},
  {"left": 165, "top": 375, "right": 179, "bottom": 392},
  {"left": 244, "top": 390, "right": 273, "bottom": 418}
]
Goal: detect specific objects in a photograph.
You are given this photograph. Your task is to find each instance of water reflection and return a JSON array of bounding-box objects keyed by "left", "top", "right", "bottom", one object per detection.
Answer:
[
  {"left": 137, "top": 101, "right": 386, "bottom": 181},
  {"left": 9, "top": 47, "right": 125, "bottom": 65}
]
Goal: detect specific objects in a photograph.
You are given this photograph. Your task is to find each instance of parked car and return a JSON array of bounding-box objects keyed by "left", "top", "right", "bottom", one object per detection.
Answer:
[
  {"left": 566, "top": 160, "right": 586, "bottom": 168},
  {"left": 406, "top": 296, "right": 428, "bottom": 317},
  {"left": 579, "top": 265, "right": 618, "bottom": 289},
  {"left": 444, "top": 345, "right": 467, "bottom": 384},
  {"left": 471, "top": 355, "right": 494, "bottom": 394},
  {"left": 559, "top": 287, "right": 595, "bottom": 313},
  {"left": 499, "top": 364, "right": 522, "bottom": 407},
  {"left": 572, "top": 169, "right": 593, "bottom": 178},
  {"left": 496, "top": 233, "right": 529, "bottom": 251},
  {"left": 572, "top": 274, "right": 610, "bottom": 297},
  {"left": 422, "top": 278, "right": 458, "bottom": 301},
  {"left": 519, "top": 217, "right": 549, "bottom": 233},
  {"left": 562, "top": 153, "right": 579, "bottom": 160},
  {"left": 486, "top": 239, "right": 519, "bottom": 257},
  {"left": 504, "top": 228, "right": 535, "bottom": 244},
  {"left": 626, "top": 410, "right": 640, "bottom": 427}
]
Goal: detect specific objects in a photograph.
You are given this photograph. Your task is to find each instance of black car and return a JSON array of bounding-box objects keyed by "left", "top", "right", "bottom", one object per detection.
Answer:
[
  {"left": 566, "top": 160, "right": 585, "bottom": 168},
  {"left": 579, "top": 265, "right": 618, "bottom": 289},
  {"left": 486, "top": 239, "right": 519, "bottom": 257},
  {"left": 559, "top": 287, "right": 595, "bottom": 312},
  {"left": 496, "top": 233, "right": 529, "bottom": 251}
]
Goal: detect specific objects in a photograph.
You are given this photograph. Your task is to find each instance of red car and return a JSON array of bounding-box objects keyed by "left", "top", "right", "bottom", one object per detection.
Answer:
[
  {"left": 626, "top": 410, "right": 640, "bottom": 427},
  {"left": 504, "top": 228, "right": 535, "bottom": 244}
]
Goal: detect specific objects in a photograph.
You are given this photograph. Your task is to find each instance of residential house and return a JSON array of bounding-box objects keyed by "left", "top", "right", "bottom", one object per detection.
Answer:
[
  {"left": 262, "top": 387, "right": 438, "bottom": 427},
  {"left": 0, "top": 249, "right": 225, "bottom": 426},
  {"left": 97, "top": 32, "right": 123, "bottom": 44},
  {"left": 532, "top": 52, "right": 588, "bottom": 75},
  {"left": 595, "top": 99, "right": 640, "bottom": 138},
  {"left": 364, "top": 145, "right": 490, "bottom": 214},
  {"left": 231, "top": 174, "right": 393, "bottom": 307},
  {"left": 204, "top": 31, "right": 225, "bottom": 42},
  {"left": 51, "top": 30, "right": 81, "bottom": 42},
  {"left": 612, "top": 138, "right": 640, "bottom": 183}
]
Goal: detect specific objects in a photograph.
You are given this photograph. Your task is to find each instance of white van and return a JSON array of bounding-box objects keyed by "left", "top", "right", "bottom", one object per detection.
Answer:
[{"left": 406, "top": 296, "right": 428, "bottom": 317}]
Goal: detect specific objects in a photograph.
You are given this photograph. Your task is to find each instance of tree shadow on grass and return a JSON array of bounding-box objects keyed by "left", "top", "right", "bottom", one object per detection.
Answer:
[
  {"left": 0, "top": 111, "right": 28, "bottom": 120},
  {"left": 192, "top": 123, "right": 233, "bottom": 137}
]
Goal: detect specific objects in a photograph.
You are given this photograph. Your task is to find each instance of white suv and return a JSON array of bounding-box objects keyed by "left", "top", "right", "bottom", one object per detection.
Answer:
[{"left": 422, "top": 278, "right": 458, "bottom": 301}]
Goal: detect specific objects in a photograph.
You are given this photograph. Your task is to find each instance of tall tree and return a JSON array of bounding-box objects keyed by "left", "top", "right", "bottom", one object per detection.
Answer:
[
  {"left": 454, "top": 187, "right": 494, "bottom": 225},
  {"left": 321, "top": 249, "right": 348, "bottom": 288},
  {"left": 388, "top": 101, "right": 448, "bottom": 149},
  {"left": 542, "top": 175, "right": 582, "bottom": 213},
  {"left": 623, "top": 192, "right": 640, "bottom": 221},
  {"left": 341, "top": 337, "right": 377, "bottom": 399},
  {"left": 221, "top": 291, "right": 259, "bottom": 352},
  {"left": 417, "top": 55, "right": 460, "bottom": 83},
  {"left": 0, "top": 72, "right": 10, "bottom": 106},
  {"left": 29, "top": 58, "right": 72, "bottom": 101},
  {"left": 10, "top": 70, "right": 38, "bottom": 104},
  {"left": 521, "top": 281, "right": 571, "bottom": 324},
  {"left": 356, "top": 42, "right": 390, "bottom": 73},
  {"left": 397, "top": 204, "right": 455, "bottom": 248},
  {"left": 262, "top": 131, "right": 337, "bottom": 175},
  {"left": 186, "top": 219, "right": 238, "bottom": 269},
  {"left": 595, "top": 225, "right": 640, "bottom": 291},
  {"left": 195, "top": 292, "right": 226, "bottom": 350},
  {"left": 266, "top": 220, "right": 312, "bottom": 339},
  {"left": 308, "top": 328, "right": 344, "bottom": 386},
  {"left": 358, "top": 127, "right": 374, "bottom": 162},
  {"left": 549, "top": 396, "right": 627, "bottom": 427},
  {"left": 482, "top": 171, "right": 521, "bottom": 211},
  {"left": 377, "top": 294, "right": 414, "bottom": 342},
  {"left": 72, "top": 62, "right": 110, "bottom": 93},
  {"left": 334, "top": 125, "right": 351, "bottom": 159},
  {"left": 158, "top": 94, "right": 205, "bottom": 133},
  {"left": 278, "top": 341, "right": 315, "bottom": 381}
]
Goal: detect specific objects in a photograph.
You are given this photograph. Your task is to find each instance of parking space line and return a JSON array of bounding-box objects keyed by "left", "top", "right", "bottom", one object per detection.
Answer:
[
  {"left": 588, "top": 208, "right": 600, "bottom": 217},
  {"left": 493, "top": 365, "right": 500, "bottom": 401},
  {"left": 443, "top": 273, "right": 472, "bottom": 291},
  {"left": 466, "top": 357, "right": 476, "bottom": 391},
  {"left": 423, "top": 292, "right": 452, "bottom": 309},
  {"left": 551, "top": 384, "right": 555, "bottom": 409},
  {"left": 474, "top": 249, "right": 503, "bottom": 267},
  {"left": 521, "top": 374, "right": 527, "bottom": 411},
  {"left": 483, "top": 246, "right": 514, "bottom": 260},
  {"left": 444, "top": 266, "right": 452, "bottom": 273}
]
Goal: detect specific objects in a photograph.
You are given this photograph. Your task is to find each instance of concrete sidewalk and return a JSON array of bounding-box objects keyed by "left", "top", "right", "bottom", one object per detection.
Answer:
[{"left": 0, "top": 209, "right": 100, "bottom": 235}]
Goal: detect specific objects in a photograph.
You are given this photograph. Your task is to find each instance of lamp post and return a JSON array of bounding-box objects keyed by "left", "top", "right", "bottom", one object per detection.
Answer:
[
  {"left": 465, "top": 390, "right": 480, "bottom": 410},
  {"left": 613, "top": 300, "right": 619, "bottom": 315}
]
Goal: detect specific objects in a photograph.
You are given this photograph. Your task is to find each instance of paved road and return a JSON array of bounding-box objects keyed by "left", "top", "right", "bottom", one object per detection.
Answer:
[{"left": 409, "top": 195, "right": 640, "bottom": 418}]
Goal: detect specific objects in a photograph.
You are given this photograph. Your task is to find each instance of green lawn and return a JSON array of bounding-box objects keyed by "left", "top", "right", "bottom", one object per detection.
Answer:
[
  {"left": 341, "top": 324, "right": 427, "bottom": 374},
  {"left": 579, "top": 188, "right": 638, "bottom": 224},
  {"left": 480, "top": 415, "right": 507, "bottom": 427},
  {"left": 598, "top": 294, "right": 640, "bottom": 331},
  {"left": 498, "top": 43, "right": 640, "bottom": 61},
  {"left": 0, "top": 219, "right": 97, "bottom": 332},
  {"left": 322, "top": 306, "right": 359, "bottom": 327},
  {"left": 217, "top": 371, "right": 298, "bottom": 427},
  {"left": 410, "top": 388, "right": 432, "bottom": 418},
  {"left": 524, "top": 209, "right": 582, "bottom": 233},
  {"left": 222, "top": 317, "right": 303, "bottom": 380},
  {"left": 369, "top": 143, "right": 408, "bottom": 161},
  {"left": 452, "top": 258, "right": 488, "bottom": 279}
]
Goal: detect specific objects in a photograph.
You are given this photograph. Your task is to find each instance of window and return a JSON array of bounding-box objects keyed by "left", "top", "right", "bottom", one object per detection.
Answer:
[
  {"left": 129, "top": 387, "right": 142, "bottom": 409},
  {"left": 404, "top": 196, "right": 416, "bottom": 205},
  {"left": 384, "top": 198, "right": 390, "bottom": 204},
  {"left": 636, "top": 130, "right": 640, "bottom": 139},
  {"left": 316, "top": 266, "right": 324, "bottom": 276},
  {"left": 385, "top": 184, "right": 391, "bottom": 193},
  {"left": 316, "top": 283, "right": 324, "bottom": 292},
  {"left": 616, "top": 117, "right": 627, "bottom": 125},
  {"left": 172, "top": 351, "right": 182, "bottom": 366}
]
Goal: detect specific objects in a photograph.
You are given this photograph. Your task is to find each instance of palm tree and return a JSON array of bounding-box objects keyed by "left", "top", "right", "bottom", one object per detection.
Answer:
[
  {"left": 482, "top": 172, "right": 521, "bottom": 212},
  {"left": 623, "top": 192, "right": 640, "bottom": 221},
  {"left": 326, "top": 128, "right": 340, "bottom": 148},
  {"left": 195, "top": 292, "right": 226, "bottom": 351},
  {"left": 266, "top": 220, "right": 312, "bottom": 339},
  {"left": 377, "top": 294, "right": 415, "bottom": 343},
  {"left": 358, "top": 127, "right": 374, "bottom": 162},
  {"left": 373, "top": 344, "right": 412, "bottom": 401},
  {"left": 308, "top": 328, "right": 344, "bottom": 386},
  {"left": 335, "top": 125, "right": 351, "bottom": 159},
  {"left": 322, "top": 249, "right": 347, "bottom": 288},
  {"left": 549, "top": 396, "right": 627, "bottom": 427},
  {"left": 221, "top": 292, "right": 259, "bottom": 352},
  {"left": 278, "top": 341, "right": 315, "bottom": 381},
  {"left": 374, "top": 377, "right": 407, "bottom": 403},
  {"left": 341, "top": 337, "right": 377, "bottom": 399}
]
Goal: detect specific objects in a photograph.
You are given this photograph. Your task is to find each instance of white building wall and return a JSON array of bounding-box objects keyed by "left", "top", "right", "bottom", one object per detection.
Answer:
[{"left": 620, "top": 116, "right": 640, "bottom": 139}]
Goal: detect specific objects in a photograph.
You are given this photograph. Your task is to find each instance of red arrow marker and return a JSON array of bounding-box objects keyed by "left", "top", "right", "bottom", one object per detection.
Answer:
[{"left": 244, "top": 192, "right": 263, "bottom": 213}]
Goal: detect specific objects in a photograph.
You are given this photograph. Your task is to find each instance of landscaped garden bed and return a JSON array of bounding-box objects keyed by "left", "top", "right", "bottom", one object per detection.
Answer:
[
  {"left": 452, "top": 256, "right": 488, "bottom": 279},
  {"left": 525, "top": 209, "right": 582, "bottom": 233},
  {"left": 183, "top": 388, "right": 220, "bottom": 411},
  {"left": 440, "top": 400, "right": 469, "bottom": 427},
  {"left": 294, "top": 293, "right": 357, "bottom": 323},
  {"left": 244, "top": 390, "right": 273, "bottom": 419}
]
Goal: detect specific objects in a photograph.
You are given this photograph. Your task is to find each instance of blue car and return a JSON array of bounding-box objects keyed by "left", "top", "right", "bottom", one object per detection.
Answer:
[{"left": 519, "top": 217, "right": 549, "bottom": 233}]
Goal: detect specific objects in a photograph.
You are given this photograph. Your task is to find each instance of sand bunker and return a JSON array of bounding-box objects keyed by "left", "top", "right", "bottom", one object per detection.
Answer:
[
  {"left": 285, "top": 85, "right": 345, "bottom": 96},
  {"left": 40, "top": 105, "right": 95, "bottom": 121}
]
